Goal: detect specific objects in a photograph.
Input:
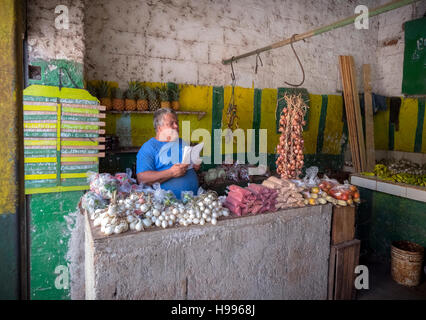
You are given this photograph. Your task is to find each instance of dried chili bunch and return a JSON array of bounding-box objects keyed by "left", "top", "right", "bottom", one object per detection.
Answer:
[{"left": 276, "top": 94, "right": 308, "bottom": 179}]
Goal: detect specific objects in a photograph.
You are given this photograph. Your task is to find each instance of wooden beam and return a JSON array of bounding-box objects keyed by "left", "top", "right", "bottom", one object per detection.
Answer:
[{"left": 363, "top": 64, "right": 376, "bottom": 172}]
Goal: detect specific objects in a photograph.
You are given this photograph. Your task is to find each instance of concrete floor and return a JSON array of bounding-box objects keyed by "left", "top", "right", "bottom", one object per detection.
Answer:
[{"left": 356, "top": 256, "right": 426, "bottom": 300}]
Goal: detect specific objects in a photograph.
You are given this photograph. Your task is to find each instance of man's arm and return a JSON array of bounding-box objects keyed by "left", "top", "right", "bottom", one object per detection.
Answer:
[{"left": 137, "top": 164, "right": 189, "bottom": 185}]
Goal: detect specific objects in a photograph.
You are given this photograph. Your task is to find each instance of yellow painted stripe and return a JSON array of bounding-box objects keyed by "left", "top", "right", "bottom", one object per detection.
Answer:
[
  {"left": 373, "top": 108, "right": 390, "bottom": 150},
  {"left": 24, "top": 157, "right": 57, "bottom": 163},
  {"left": 24, "top": 140, "right": 57, "bottom": 146},
  {"left": 62, "top": 106, "right": 100, "bottom": 114},
  {"left": 61, "top": 157, "right": 99, "bottom": 162},
  {"left": 303, "top": 94, "right": 322, "bottom": 154},
  {"left": 25, "top": 185, "right": 89, "bottom": 195},
  {"left": 394, "top": 98, "right": 417, "bottom": 152},
  {"left": 61, "top": 173, "right": 89, "bottom": 179},
  {"left": 259, "top": 88, "right": 279, "bottom": 154},
  {"left": 60, "top": 140, "right": 98, "bottom": 146},
  {"left": 178, "top": 84, "right": 213, "bottom": 157},
  {"left": 25, "top": 174, "right": 57, "bottom": 180},
  {"left": 322, "top": 95, "right": 344, "bottom": 155},
  {"left": 24, "top": 105, "right": 57, "bottom": 112},
  {"left": 24, "top": 123, "right": 56, "bottom": 129},
  {"left": 221, "top": 86, "right": 254, "bottom": 155},
  {"left": 23, "top": 85, "right": 99, "bottom": 102}
]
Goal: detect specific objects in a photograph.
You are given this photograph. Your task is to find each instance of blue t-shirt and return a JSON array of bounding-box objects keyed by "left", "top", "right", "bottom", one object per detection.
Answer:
[{"left": 136, "top": 138, "right": 199, "bottom": 199}]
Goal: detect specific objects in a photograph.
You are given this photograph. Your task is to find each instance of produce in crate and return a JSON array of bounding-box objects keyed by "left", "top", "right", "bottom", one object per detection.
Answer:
[
  {"left": 276, "top": 94, "right": 308, "bottom": 179},
  {"left": 124, "top": 81, "right": 139, "bottom": 111},
  {"left": 111, "top": 87, "right": 125, "bottom": 111},
  {"left": 136, "top": 85, "right": 149, "bottom": 111},
  {"left": 97, "top": 80, "right": 112, "bottom": 110},
  {"left": 158, "top": 86, "right": 171, "bottom": 109}
]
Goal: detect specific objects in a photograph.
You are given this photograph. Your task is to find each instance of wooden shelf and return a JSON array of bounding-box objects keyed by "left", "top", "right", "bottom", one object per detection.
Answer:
[{"left": 106, "top": 110, "right": 207, "bottom": 120}]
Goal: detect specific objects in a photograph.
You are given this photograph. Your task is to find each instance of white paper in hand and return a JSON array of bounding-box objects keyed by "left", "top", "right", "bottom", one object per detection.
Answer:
[{"left": 181, "top": 143, "right": 204, "bottom": 166}]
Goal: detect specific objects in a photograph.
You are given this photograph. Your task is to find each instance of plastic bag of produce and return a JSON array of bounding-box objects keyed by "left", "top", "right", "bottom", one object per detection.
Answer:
[
  {"left": 88, "top": 172, "right": 119, "bottom": 199},
  {"left": 303, "top": 166, "right": 320, "bottom": 188},
  {"left": 163, "top": 190, "right": 176, "bottom": 206},
  {"left": 319, "top": 175, "right": 339, "bottom": 192},
  {"left": 152, "top": 183, "right": 167, "bottom": 203},
  {"left": 181, "top": 191, "right": 194, "bottom": 204},
  {"left": 197, "top": 186, "right": 206, "bottom": 196},
  {"left": 81, "top": 191, "right": 107, "bottom": 216}
]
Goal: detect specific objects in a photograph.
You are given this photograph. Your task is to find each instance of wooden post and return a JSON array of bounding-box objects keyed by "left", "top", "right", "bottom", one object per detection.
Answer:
[{"left": 363, "top": 64, "right": 376, "bottom": 172}]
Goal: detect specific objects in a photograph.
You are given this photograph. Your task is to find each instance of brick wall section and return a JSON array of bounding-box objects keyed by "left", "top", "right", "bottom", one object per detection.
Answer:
[{"left": 83, "top": 0, "right": 380, "bottom": 94}]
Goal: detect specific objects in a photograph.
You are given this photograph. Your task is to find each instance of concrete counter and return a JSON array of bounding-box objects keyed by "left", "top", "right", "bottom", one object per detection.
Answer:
[{"left": 85, "top": 204, "right": 332, "bottom": 300}]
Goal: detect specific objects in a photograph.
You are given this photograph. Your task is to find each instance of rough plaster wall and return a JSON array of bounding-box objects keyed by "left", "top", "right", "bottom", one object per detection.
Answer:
[
  {"left": 375, "top": 1, "right": 426, "bottom": 96},
  {"left": 27, "top": 0, "right": 85, "bottom": 64},
  {"left": 85, "top": 205, "right": 332, "bottom": 300},
  {"left": 67, "top": 211, "right": 85, "bottom": 300},
  {"left": 84, "top": 0, "right": 379, "bottom": 94}
]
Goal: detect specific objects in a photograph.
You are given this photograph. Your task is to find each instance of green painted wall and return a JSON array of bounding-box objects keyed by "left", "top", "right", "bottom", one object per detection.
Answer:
[
  {"left": 0, "top": 0, "right": 24, "bottom": 300},
  {"left": 29, "top": 191, "right": 83, "bottom": 300},
  {"left": 356, "top": 187, "right": 426, "bottom": 261}
]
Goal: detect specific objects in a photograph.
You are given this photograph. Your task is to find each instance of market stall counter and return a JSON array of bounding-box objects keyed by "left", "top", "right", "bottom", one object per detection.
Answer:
[{"left": 84, "top": 203, "right": 332, "bottom": 300}]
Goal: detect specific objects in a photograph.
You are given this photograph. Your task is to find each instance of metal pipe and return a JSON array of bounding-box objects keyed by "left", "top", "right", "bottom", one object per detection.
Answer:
[{"left": 222, "top": 0, "right": 421, "bottom": 65}]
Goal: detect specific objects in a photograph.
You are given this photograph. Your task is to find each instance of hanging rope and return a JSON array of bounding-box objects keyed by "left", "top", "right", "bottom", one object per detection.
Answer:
[{"left": 284, "top": 34, "right": 305, "bottom": 87}]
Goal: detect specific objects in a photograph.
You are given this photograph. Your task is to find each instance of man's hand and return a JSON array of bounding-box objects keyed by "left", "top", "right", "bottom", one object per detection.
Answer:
[
  {"left": 193, "top": 163, "right": 201, "bottom": 171},
  {"left": 169, "top": 163, "right": 189, "bottom": 178}
]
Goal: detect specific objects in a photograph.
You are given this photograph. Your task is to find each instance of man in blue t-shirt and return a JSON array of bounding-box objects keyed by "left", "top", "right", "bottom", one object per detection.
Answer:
[{"left": 136, "top": 108, "right": 200, "bottom": 199}]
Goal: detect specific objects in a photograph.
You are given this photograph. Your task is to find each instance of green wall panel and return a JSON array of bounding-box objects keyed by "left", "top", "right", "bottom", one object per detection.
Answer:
[{"left": 30, "top": 191, "right": 84, "bottom": 300}]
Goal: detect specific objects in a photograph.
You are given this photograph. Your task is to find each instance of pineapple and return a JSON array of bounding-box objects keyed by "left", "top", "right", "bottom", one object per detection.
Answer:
[
  {"left": 124, "top": 81, "right": 138, "bottom": 111},
  {"left": 97, "top": 80, "right": 112, "bottom": 110},
  {"left": 136, "top": 86, "right": 149, "bottom": 111},
  {"left": 111, "top": 87, "right": 125, "bottom": 111},
  {"left": 86, "top": 81, "right": 98, "bottom": 98},
  {"left": 146, "top": 87, "right": 161, "bottom": 111},
  {"left": 158, "top": 86, "right": 171, "bottom": 109},
  {"left": 170, "top": 86, "right": 180, "bottom": 111}
]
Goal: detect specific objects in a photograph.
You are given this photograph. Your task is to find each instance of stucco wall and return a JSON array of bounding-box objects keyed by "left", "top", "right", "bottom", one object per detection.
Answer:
[
  {"left": 84, "top": 0, "right": 380, "bottom": 94},
  {"left": 27, "top": 0, "right": 85, "bottom": 64},
  {"left": 374, "top": 0, "right": 426, "bottom": 96},
  {"left": 85, "top": 204, "right": 332, "bottom": 300}
]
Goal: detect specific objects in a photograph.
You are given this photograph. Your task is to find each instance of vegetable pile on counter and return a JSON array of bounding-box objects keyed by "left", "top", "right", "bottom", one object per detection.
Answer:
[
  {"left": 276, "top": 94, "right": 308, "bottom": 179},
  {"left": 223, "top": 184, "right": 277, "bottom": 216},
  {"left": 261, "top": 176, "right": 305, "bottom": 209},
  {"left": 362, "top": 161, "right": 426, "bottom": 187},
  {"left": 81, "top": 172, "right": 231, "bottom": 237}
]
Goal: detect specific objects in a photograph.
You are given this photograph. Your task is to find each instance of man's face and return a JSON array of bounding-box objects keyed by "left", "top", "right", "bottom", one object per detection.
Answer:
[{"left": 157, "top": 113, "right": 179, "bottom": 141}]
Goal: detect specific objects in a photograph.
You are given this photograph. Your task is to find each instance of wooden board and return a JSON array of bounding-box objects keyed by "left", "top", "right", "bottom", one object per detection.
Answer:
[
  {"left": 363, "top": 64, "right": 375, "bottom": 172},
  {"left": 348, "top": 56, "right": 366, "bottom": 171},
  {"left": 328, "top": 239, "right": 360, "bottom": 300},
  {"left": 331, "top": 205, "right": 355, "bottom": 245}
]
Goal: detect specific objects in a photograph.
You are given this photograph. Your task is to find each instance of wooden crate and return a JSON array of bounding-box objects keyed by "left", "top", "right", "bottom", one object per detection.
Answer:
[
  {"left": 331, "top": 205, "right": 355, "bottom": 245},
  {"left": 328, "top": 239, "right": 361, "bottom": 300}
]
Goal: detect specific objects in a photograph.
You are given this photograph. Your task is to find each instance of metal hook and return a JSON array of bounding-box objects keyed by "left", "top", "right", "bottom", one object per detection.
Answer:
[
  {"left": 284, "top": 34, "right": 305, "bottom": 87},
  {"left": 230, "top": 57, "right": 236, "bottom": 81}
]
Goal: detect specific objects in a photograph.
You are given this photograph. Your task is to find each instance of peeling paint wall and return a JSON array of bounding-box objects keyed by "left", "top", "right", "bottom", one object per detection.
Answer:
[
  {"left": 375, "top": 0, "right": 426, "bottom": 96},
  {"left": 27, "top": 0, "right": 85, "bottom": 64},
  {"left": 84, "top": 0, "right": 380, "bottom": 94}
]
